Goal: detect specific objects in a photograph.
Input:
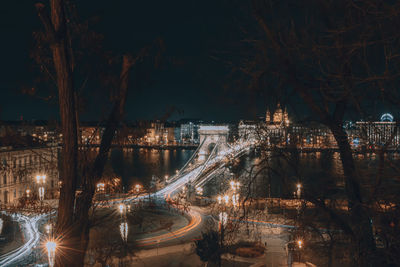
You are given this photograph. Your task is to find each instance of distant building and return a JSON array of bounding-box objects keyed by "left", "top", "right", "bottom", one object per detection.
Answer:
[
  {"left": 174, "top": 127, "right": 181, "bottom": 143},
  {"left": 163, "top": 127, "right": 176, "bottom": 144},
  {"left": 80, "top": 126, "right": 104, "bottom": 145},
  {"left": 0, "top": 139, "right": 59, "bottom": 205},
  {"left": 266, "top": 103, "right": 289, "bottom": 126},
  {"left": 347, "top": 113, "right": 400, "bottom": 148},
  {"left": 180, "top": 122, "right": 200, "bottom": 143},
  {"left": 239, "top": 105, "right": 399, "bottom": 149},
  {"left": 238, "top": 120, "right": 259, "bottom": 141}
]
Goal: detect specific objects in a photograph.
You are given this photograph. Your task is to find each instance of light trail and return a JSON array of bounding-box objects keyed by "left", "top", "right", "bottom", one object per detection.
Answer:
[
  {"left": 136, "top": 209, "right": 202, "bottom": 246},
  {"left": 2, "top": 140, "right": 253, "bottom": 264},
  {"left": 0, "top": 214, "right": 41, "bottom": 267}
]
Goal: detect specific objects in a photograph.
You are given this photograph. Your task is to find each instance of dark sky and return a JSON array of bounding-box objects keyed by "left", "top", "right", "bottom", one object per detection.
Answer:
[{"left": 0, "top": 0, "right": 265, "bottom": 122}]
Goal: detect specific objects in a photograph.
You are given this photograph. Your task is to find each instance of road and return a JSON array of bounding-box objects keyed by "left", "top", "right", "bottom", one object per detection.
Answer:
[
  {"left": 0, "top": 140, "right": 253, "bottom": 266},
  {"left": 0, "top": 214, "right": 42, "bottom": 267}
]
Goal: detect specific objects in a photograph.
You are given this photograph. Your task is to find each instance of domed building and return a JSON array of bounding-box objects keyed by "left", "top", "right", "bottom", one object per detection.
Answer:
[{"left": 265, "top": 103, "right": 289, "bottom": 126}]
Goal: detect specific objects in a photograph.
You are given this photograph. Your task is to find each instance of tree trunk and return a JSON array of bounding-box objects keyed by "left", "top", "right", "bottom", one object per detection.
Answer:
[
  {"left": 329, "top": 124, "right": 376, "bottom": 266},
  {"left": 67, "top": 55, "right": 133, "bottom": 267},
  {"left": 36, "top": 0, "right": 78, "bottom": 253}
]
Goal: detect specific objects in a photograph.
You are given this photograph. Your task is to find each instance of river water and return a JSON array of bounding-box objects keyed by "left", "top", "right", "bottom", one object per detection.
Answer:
[
  {"left": 109, "top": 148, "right": 194, "bottom": 190},
  {"left": 109, "top": 148, "right": 399, "bottom": 198}
]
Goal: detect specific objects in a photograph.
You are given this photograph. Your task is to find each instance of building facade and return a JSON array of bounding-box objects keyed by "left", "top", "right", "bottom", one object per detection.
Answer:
[
  {"left": 239, "top": 106, "right": 400, "bottom": 150},
  {"left": 0, "top": 146, "right": 59, "bottom": 205}
]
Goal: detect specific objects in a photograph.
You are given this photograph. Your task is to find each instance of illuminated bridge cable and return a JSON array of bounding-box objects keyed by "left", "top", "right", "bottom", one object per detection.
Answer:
[
  {"left": 166, "top": 137, "right": 207, "bottom": 185},
  {"left": 178, "top": 136, "right": 207, "bottom": 175},
  {"left": 194, "top": 140, "right": 252, "bottom": 188},
  {"left": 190, "top": 137, "right": 220, "bottom": 185}
]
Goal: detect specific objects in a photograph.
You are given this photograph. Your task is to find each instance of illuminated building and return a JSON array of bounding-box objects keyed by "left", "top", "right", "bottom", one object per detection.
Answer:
[{"left": 0, "top": 144, "right": 59, "bottom": 204}]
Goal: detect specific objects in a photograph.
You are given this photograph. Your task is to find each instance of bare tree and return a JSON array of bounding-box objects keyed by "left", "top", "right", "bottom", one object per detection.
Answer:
[
  {"left": 226, "top": 1, "right": 400, "bottom": 265},
  {"left": 34, "top": 1, "right": 163, "bottom": 266}
]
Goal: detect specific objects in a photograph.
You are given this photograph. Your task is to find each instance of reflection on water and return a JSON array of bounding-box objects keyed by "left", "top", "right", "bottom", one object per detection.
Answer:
[
  {"left": 109, "top": 148, "right": 399, "bottom": 200},
  {"left": 109, "top": 148, "right": 194, "bottom": 189},
  {"left": 206, "top": 151, "right": 400, "bottom": 199}
]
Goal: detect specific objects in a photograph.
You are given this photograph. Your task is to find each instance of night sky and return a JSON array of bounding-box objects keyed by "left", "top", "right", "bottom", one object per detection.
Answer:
[{"left": 0, "top": 0, "right": 267, "bottom": 122}]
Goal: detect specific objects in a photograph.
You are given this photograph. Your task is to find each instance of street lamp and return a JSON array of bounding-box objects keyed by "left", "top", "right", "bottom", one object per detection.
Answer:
[
  {"left": 118, "top": 204, "right": 126, "bottom": 216},
  {"left": 196, "top": 186, "right": 203, "bottom": 196},
  {"left": 45, "top": 240, "right": 57, "bottom": 267},
  {"left": 45, "top": 224, "right": 52, "bottom": 235},
  {"left": 223, "top": 195, "right": 229, "bottom": 205},
  {"left": 229, "top": 181, "right": 240, "bottom": 192},
  {"left": 297, "top": 239, "right": 303, "bottom": 263},
  {"left": 25, "top": 189, "right": 31, "bottom": 198},
  {"left": 96, "top": 183, "right": 105, "bottom": 192},
  {"left": 217, "top": 195, "right": 222, "bottom": 204},
  {"left": 297, "top": 239, "right": 303, "bottom": 249},
  {"left": 36, "top": 174, "right": 46, "bottom": 184},
  {"left": 296, "top": 183, "right": 302, "bottom": 199},
  {"left": 134, "top": 184, "right": 141, "bottom": 193},
  {"left": 36, "top": 175, "right": 46, "bottom": 201}
]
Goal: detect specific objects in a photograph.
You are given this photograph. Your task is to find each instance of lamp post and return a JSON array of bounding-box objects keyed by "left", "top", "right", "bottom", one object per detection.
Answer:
[
  {"left": 217, "top": 195, "right": 222, "bottom": 204},
  {"left": 118, "top": 203, "right": 126, "bottom": 217},
  {"left": 134, "top": 184, "right": 141, "bottom": 193},
  {"left": 229, "top": 180, "right": 240, "bottom": 192},
  {"left": 36, "top": 175, "right": 46, "bottom": 202},
  {"left": 45, "top": 240, "right": 57, "bottom": 267},
  {"left": 296, "top": 183, "right": 301, "bottom": 199},
  {"left": 45, "top": 223, "right": 52, "bottom": 235},
  {"left": 297, "top": 239, "right": 303, "bottom": 263},
  {"left": 196, "top": 186, "right": 203, "bottom": 196}
]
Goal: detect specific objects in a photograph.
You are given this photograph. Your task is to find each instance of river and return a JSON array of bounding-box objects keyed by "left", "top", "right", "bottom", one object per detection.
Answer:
[{"left": 108, "top": 148, "right": 399, "bottom": 198}]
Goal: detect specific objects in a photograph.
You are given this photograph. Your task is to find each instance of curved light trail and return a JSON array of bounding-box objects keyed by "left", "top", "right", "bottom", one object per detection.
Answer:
[
  {"left": 136, "top": 209, "right": 202, "bottom": 246},
  {"left": 2, "top": 139, "right": 254, "bottom": 265},
  {"left": 0, "top": 214, "right": 41, "bottom": 267}
]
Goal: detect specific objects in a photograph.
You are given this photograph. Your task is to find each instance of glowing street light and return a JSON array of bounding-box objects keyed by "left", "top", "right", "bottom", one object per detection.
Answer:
[
  {"left": 96, "top": 183, "right": 105, "bottom": 192},
  {"left": 36, "top": 174, "right": 46, "bottom": 184},
  {"left": 118, "top": 204, "right": 126, "bottom": 215},
  {"left": 45, "top": 224, "right": 52, "bottom": 235},
  {"left": 196, "top": 186, "right": 203, "bottom": 196},
  {"left": 45, "top": 240, "right": 57, "bottom": 267},
  {"left": 217, "top": 195, "right": 222, "bottom": 204},
  {"left": 296, "top": 183, "right": 302, "bottom": 198},
  {"left": 229, "top": 181, "right": 240, "bottom": 192},
  {"left": 25, "top": 189, "right": 31, "bottom": 198},
  {"left": 36, "top": 175, "right": 46, "bottom": 201},
  {"left": 223, "top": 195, "right": 229, "bottom": 205},
  {"left": 297, "top": 239, "right": 303, "bottom": 249},
  {"left": 134, "top": 184, "right": 142, "bottom": 193}
]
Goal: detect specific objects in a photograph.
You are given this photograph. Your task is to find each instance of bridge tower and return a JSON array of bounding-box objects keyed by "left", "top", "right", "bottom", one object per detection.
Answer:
[{"left": 197, "top": 125, "right": 230, "bottom": 161}]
